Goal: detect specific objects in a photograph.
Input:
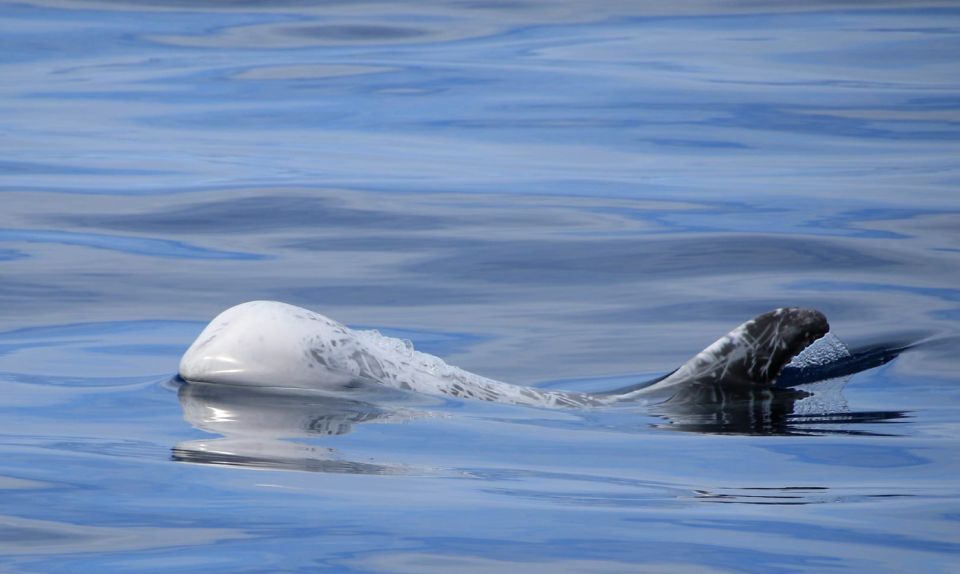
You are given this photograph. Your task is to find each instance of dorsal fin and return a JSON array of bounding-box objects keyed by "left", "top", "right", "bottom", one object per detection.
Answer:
[
  {"left": 662, "top": 307, "right": 829, "bottom": 387},
  {"left": 609, "top": 308, "right": 829, "bottom": 400}
]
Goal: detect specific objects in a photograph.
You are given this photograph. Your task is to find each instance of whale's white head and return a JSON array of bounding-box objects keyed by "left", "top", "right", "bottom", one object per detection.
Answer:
[{"left": 179, "top": 301, "right": 356, "bottom": 388}]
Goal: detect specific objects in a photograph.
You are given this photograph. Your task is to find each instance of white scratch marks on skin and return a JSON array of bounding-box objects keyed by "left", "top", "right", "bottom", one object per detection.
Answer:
[{"left": 179, "top": 302, "right": 827, "bottom": 409}]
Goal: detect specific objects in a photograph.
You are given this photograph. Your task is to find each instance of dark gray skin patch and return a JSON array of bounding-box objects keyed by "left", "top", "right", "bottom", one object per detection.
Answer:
[
  {"left": 598, "top": 307, "right": 830, "bottom": 400},
  {"left": 309, "top": 349, "right": 328, "bottom": 367},
  {"left": 351, "top": 350, "right": 387, "bottom": 380},
  {"left": 714, "top": 308, "right": 828, "bottom": 386}
]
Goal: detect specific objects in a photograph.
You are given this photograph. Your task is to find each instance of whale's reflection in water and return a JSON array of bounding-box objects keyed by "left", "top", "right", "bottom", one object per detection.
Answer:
[
  {"left": 651, "top": 339, "right": 912, "bottom": 435},
  {"left": 650, "top": 380, "right": 908, "bottom": 435},
  {"left": 172, "top": 381, "right": 440, "bottom": 475}
]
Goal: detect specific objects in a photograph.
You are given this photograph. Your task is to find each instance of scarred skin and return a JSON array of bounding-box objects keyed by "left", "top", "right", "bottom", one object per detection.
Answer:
[{"left": 179, "top": 301, "right": 829, "bottom": 409}]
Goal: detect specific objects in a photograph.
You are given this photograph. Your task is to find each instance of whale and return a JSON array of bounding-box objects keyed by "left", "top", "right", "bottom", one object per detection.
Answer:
[
  {"left": 178, "top": 300, "right": 831, "bottom": 408},
  {"left": 173, "top": 301, "right": 913, "bottom": 471}
]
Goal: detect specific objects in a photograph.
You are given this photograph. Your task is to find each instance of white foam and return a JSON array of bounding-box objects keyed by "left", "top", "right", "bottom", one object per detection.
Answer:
[{"left": 789, "top": 333, "right": 853, "bottom": 415}]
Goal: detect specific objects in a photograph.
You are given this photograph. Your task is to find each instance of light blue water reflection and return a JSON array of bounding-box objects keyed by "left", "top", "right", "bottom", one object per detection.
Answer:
[{"left": 1, "top": 1, "right": 959, "bottom": 573}]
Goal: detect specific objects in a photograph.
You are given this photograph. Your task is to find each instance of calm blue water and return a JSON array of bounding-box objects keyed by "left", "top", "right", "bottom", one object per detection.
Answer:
[{"left": 2, "top": 1, "right": 960, "bottom": 572}]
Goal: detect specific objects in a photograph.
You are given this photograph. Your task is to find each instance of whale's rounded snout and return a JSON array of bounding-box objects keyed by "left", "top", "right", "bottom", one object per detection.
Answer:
[{"left": 179, "top": 301, "right": 349, "bottom": 389}]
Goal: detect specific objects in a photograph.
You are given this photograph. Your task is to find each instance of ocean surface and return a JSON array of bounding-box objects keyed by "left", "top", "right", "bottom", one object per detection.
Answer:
[{"left": 2, "top": 1, "right": 959, "bottom": 572}]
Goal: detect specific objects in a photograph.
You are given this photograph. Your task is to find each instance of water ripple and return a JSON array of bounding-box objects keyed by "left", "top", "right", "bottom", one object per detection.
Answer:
[{"left": 0, "top": 228, "right": 266, "bottom": 260}]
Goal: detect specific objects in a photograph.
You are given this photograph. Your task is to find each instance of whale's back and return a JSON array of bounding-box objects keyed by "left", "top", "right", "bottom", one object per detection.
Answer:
[{"left": 180, "top": 301, "right": 831, "bottom": 408}]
